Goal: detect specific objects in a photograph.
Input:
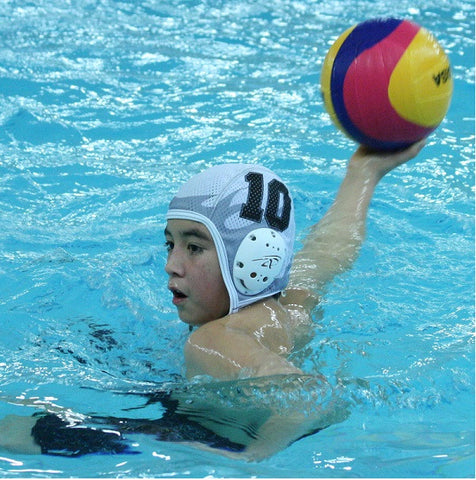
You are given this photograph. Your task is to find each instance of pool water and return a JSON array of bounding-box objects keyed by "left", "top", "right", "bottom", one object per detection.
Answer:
[{"left": 0, "top": 0, "right": 474, "bottom": 477}]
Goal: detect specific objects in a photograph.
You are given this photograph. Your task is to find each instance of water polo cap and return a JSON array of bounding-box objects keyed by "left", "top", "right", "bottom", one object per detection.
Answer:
[{"left": 166, "top": 164, "right": 295, "bottom": 314}]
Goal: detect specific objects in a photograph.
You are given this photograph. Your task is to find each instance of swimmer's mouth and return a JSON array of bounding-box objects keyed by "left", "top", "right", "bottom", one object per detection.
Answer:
[
  {"left": 172, "top": 289, "right": 186, "bottom": 298},
  {"left": 169, "top": 287, "right": 187, "bottom": 304}
]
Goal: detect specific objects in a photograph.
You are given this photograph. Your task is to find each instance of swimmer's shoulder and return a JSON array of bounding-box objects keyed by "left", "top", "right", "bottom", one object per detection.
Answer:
[
  {"left": 227, "top": 298, "right": 295, "bottom": 352},
  {"left": 184, "top": 299, "right": 309, "bottom": 379},
  {"left": 198, "top": 294, "right": 313, "bottom": 353}
]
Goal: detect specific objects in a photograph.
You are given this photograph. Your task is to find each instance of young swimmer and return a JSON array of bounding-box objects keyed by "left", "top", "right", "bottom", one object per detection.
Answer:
[
  {"left": 167, "top": 141, "right": 425, "bottom": 380},
  {"left": 0, "top": 141, "right": 425, "bottom": 458}
]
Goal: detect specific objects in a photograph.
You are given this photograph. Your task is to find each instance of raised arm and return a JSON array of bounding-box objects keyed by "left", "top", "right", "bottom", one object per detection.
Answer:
[{"left": 282, "top": 141, "right": 425, "bottom": 310}]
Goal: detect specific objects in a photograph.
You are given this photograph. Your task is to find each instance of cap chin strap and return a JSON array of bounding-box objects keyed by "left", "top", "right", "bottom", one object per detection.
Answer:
[{"left": 232, "top": 228, "right": 287, "bottom": 296}]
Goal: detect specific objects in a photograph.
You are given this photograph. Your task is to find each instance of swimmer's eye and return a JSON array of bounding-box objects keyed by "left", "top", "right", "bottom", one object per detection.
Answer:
[
  {"left": 188, "top": 243, "right": 203, "bottom": 255},
  {"left": 164, "top": 241, "right": 174, "bottom": 252}
]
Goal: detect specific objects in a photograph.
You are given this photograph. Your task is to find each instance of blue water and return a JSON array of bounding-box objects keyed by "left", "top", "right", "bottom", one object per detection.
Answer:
[{"left": 0, "top": 0, "right": 474, "bottom": 477}]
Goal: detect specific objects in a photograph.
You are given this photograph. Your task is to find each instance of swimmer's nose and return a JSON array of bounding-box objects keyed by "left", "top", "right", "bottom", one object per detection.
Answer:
[{"left": 165, "top": 249, "right": 185, "bottom": 277}]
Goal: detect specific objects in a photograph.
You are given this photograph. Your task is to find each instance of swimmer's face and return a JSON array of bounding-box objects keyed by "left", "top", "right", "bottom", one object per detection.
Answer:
[{"left": 164, "top": 219, "right": 230, "bottom": 326}]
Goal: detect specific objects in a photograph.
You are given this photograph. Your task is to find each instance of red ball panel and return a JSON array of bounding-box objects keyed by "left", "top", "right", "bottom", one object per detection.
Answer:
[{"left": 342, "top": 20, "right": 434, "bottom": 144}]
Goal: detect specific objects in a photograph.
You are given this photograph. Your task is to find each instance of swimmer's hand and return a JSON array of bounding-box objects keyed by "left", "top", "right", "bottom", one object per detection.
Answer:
[
  {"left": 349, "top": 139, "right": 426, "bottom": 180},
  {"left": 0, "top": 414, "right": 41, "bottom": 454}
]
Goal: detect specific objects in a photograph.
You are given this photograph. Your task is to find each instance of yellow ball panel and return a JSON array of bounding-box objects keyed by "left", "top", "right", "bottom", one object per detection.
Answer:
[
  {"left": 389, "top": 28, "right": 453, "bottom": 127},
  {"left": 320, "top": 25, "right": 356, "bottom": 134}
]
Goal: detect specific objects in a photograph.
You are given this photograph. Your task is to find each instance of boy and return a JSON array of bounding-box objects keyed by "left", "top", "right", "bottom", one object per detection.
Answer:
[{"left": 0, "top": 141, "right": 425, "bottom": 458}]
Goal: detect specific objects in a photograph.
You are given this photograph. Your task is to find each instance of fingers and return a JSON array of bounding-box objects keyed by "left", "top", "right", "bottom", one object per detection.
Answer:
[
  {"left": 355, "top": 139, "right": 426, "bottom": 159},
  {"left": 386, "top": 139, "right": 426, "bottom": 168},
  {"left": 354, "top": 139, "right": 426, "bottom": 163},
  {"left": 348, "top": 139, "right": 426, "bottom": 181},
  {"left": 405, "top": 139, "right": 426, "bottom": 159}
]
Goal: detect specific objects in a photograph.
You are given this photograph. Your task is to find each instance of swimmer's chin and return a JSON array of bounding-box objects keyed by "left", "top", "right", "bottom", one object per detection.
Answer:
[
  {"left": 177, "top": 311, "right": 216, "bottom": 328},
  {"left": 176, "top": 305, "right": 229, "bottom": 327}
]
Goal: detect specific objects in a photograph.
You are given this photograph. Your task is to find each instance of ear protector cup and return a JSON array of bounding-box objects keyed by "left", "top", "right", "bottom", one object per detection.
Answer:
[{"left": 233, "top": 228, "right": 287, "bottom": 295}]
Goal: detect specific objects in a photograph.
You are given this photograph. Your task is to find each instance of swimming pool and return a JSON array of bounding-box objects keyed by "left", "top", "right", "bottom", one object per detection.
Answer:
[{"left": 0, "top": 0, "right": 474, "bottom": 476}]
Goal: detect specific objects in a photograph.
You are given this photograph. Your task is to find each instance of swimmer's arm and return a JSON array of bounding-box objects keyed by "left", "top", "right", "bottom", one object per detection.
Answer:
[
  {"left": 184, "top": 321, "right": 302, "bottom": 380},
  {"left": 283, "top": 141, "right": 425, "bottom": 311}
]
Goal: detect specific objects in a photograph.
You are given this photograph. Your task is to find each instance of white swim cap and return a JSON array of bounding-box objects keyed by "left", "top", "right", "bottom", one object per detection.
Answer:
[{"left": 166, "top": 164, "right": 295, "bottom": 313}]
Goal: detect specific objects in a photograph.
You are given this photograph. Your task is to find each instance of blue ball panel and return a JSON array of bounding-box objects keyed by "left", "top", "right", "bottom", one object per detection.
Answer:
[{"left": 330, "top": 18, "right": 404, "bottom": 148}]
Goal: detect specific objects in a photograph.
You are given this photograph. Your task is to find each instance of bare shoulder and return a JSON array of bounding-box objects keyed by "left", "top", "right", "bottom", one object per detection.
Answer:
[
  {"left": 187, "top": 300, "right": 294, "bottom": 352},
  {"left": 226, "top": 299, "right": 295, "bottom": 353},
  {"left": 184, "top": 300, "right": 303, "bottom": 379},
  {"left": 222, "top": 295, "right": 314, "bottom": 355},
  {"left": 184, "top": 296, "right": 316, "bottom": 379},
  {"left": 187, "top": 292, "right": 316, "bottom": 353}
]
